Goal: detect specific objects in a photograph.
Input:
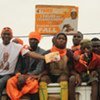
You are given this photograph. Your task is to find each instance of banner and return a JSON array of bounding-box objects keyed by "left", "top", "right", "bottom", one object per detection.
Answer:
[{"left": 35, "top": 5, "right": 78, "bottom": 35}]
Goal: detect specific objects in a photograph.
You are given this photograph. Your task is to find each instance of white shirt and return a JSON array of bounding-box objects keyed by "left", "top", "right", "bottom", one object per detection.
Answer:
[
  {"left": 0, "top": 42, "right": 29, "bottom": 75},
  {"left": 60, "top": 18, "right": 78, "bottom": 33}
]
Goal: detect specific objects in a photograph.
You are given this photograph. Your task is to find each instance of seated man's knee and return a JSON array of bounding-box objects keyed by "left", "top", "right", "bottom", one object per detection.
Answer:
[
  {"left": 40, "top": 75, "right": 51, "bottom": 84},
  {"left": 58, "top": 74, "right": 68, "bottom": 83},
  {"left": 91, "top": 80, "right": 98, "bottom": 86},
  {"left": 69, "top": 75, "right": 76, "bottom": 84},
  {"left": 90, "top": 75, "right": 98, "bottom": 86}
]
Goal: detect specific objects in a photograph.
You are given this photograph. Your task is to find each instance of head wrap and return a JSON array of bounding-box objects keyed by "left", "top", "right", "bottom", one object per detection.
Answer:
[
  {"left": 1, "top": 27, "right": 13, "bottom": 36},
  {"left": 29, "top": 32, "right": 41, "bottom": 42},
  {"left": 55, "top": 33, "right": 67, "bottom": 41}
]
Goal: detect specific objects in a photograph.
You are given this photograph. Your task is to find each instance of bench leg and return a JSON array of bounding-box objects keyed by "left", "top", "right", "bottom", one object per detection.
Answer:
[
  {"left": 39, "top": 82, "right": 48, "bottom": 100},
  {"left": 1, "top": 94, "right": 9, "bottom": 100},
  {"left": 60, "top": 81, "right": 68, "bottom": 100}
]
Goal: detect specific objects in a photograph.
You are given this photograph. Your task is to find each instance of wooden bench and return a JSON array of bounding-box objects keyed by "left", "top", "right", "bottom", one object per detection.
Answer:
[
  {"left": 76, "top": 83, "right": 91, "bottom": 100},
  {"left": 2, "top": 82, "right": 92, "bottom": 100},
  {"left": 47, "top": 82, "right": 91, "bottom": 100},
  {"left": 47, "top": 83, "right": 61, "bottom": 100}
]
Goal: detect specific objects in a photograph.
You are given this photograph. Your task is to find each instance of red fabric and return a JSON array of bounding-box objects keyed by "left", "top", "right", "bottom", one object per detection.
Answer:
[
  {"left": 79, "top": 54, "right": 87, "bottom": 66},
  {"left": 29, "top": 32, "right": 41, "bottom": 42},
  {"left": 6, "top": 74, "right": 39, "bottom": 100},
  {"left": 75, "top": 53, "right": 100, "bottom": 73},
  {"left": 74, "top": 49, "right": 82, "bottom": 56},
  {"left": 71, "top": 45, "right": 80, "bottom": 52},
  {"left": 50, "top": 46, "right": 66, "bottom": 57}
]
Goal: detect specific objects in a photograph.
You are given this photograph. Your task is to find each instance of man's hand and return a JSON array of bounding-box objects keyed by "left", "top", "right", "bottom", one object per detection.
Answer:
[
  {"left": 30, "top": 74, "right": 41, "bottom": 81},
  {"left": 75, "top": 74, "right": 81, "bottom": 86},
  {"left": 90, "top": 71, "right": 98, "bottom": 77}
]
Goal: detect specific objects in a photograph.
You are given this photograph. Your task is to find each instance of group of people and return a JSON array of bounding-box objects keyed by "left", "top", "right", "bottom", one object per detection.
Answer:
[{"left": 0, "top": 27, "right": 100, "bottom": 100}]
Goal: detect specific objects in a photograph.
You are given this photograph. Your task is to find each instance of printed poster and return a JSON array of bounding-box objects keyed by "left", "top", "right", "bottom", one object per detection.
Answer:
[{"left": 35, "top": 5, "right": 78, "bottom": 35}]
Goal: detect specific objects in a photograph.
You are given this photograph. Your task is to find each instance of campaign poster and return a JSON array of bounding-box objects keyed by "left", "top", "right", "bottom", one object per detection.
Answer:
[{"left": 35, "top": 5, "right": 78, "bottom": 35}]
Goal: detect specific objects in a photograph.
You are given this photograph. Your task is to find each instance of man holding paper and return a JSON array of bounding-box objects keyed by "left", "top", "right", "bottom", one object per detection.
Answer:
[{"left": 39, "top": 33, "right": 75, "bottom": 100}]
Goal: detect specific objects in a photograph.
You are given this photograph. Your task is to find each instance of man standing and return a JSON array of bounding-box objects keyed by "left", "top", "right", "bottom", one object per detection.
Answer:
[{"left": 0, "top": 27, "right": 44, "bottom": 98}]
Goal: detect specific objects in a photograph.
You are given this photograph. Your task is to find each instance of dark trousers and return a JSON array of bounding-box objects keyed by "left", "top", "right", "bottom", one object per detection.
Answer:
[
  {"left": 0, "top": 75, "right": 12, "bottom": 99},
  {"left": 30, "top": 92, "right": 39, "bottom": 100}
]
